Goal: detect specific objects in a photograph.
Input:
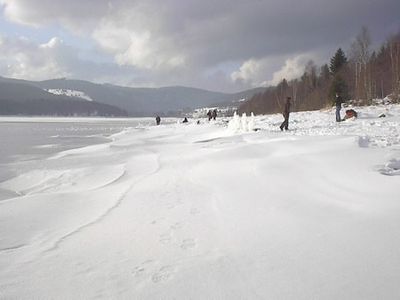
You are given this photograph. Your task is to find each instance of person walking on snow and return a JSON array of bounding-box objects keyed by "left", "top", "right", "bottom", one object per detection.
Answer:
[
  {"left": 207, "top": 110, "right": 212, "bottom": 121},
  {"left": 155, "top": 115, "right": 161, "bottom": 125},
  {"left": 335, "top": 93, "right": 344, "bottom": 122},
  {"left": 280, "top": 97, "right": 291, "bottom": 131},
  {"left": 212, "top": 109, "right": 217, "bottom": 120}
]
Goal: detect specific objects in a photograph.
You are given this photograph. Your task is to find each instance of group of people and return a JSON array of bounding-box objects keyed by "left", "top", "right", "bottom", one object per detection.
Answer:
[
  {"left": 154, "top": 116, "right": 200, "bottom": 125},
  {"left": 156, "top": 94, "right": 351, "bottom": 130},
  {"left": 155, "top": 109, "right": 218, "bottom": 125},
  {"left": 207, "top": 109, "right": 218, "bottom": 121},
  {"left": 279, "top": 92, "right": 354, "bottom": 131}
]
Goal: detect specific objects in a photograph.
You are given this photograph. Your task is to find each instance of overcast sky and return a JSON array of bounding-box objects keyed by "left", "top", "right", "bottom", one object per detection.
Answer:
[{"left": 0, "top": 0, "right": 399, "bottom": 92}]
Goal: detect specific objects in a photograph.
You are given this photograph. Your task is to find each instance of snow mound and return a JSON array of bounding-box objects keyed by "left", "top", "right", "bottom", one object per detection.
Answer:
[
  {"left": 252, "top": 104, "right": 400, "bottom": 148},
  {"left": 358, "top": 136, "right": 370, "bottom": 148},
  {"left": 1, "top": 104, "right": 400, "bottom": 299},
  {"left": 0, "top": 165, "right": 126, "bottom": 195},
  {"left": 228, "top": 112, "right": 255, "bottom": 133},
  {"left": 379, "top": 157, "right": 400, "bottom": 176}
]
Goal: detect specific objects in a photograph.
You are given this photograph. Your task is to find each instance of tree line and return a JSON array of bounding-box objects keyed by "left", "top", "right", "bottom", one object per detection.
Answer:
[{"left": 239, "top": 27, "right": 400, "bottom": 115}]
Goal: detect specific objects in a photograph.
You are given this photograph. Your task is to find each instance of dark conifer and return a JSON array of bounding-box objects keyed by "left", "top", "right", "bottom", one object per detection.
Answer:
[
  {"left": 329, "top": 75, "right": 349, "bottom": 102},
  {"left": 330, "top": 48, "right": 348, "bottom": 74}
]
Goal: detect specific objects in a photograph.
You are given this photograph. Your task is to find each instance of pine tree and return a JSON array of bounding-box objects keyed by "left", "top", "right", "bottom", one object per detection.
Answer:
[
  {"left": 320, "top": 64, "right": 331, "bottom": 81},
  {"left": 330, "top": 48, "right": 348, "bottom": 74},
  {"left": 329, "top": 74, "right": 349, "bottom": 103}
]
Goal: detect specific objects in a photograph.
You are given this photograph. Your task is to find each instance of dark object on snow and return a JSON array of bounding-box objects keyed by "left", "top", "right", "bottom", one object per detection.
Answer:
[
  {"left": 280, "top": 97, "right": 291, "bottom": 131},
  {"left": 207, "top": 110, "right": 212, "bottom": 121},
  {"left": 335, "top": 93, "right": 344, "bottom": 122},
  {"left": 197, "top": 120, "right": 201, "bottom": 124},
  {"left": 212, "top": 109, "right": 217, "bottom": 120},
  {"left": 182, "top": 117, "right": 188, "bottom": 123},
  {"left": 343, "top": 109, "right": 357, "bottom": 120},
  {"left": 156, "top": 115, "right": 161, "bottom": 125},
  {"left": 379, "top": 113, "right": 386, "bottom": 118}
]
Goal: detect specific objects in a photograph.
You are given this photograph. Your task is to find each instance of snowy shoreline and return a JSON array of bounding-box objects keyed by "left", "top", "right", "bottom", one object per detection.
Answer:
[{"left": 0, "top": 105, "right": 399, "bottom": 299}]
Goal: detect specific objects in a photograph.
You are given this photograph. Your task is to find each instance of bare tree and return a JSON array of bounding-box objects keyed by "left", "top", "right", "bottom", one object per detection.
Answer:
[
  {"left": 292, "top": 79, "right": 298, "bottom": 110},
  {"left": 275, "top": 78, "right": 289, "bottom": 111},
  {"left": 350, "top": 26, "right": 372, "bottom": 103},
  {"left": 389, "top": 35, "right": 400, "bottom": 102}
]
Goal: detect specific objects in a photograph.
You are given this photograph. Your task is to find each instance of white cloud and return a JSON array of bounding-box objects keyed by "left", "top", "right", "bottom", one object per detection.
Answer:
[
  {"left": 267, "top": 55, "right": 313, "bottom": 86},
  {"left": 0, "top": 35, "right": 69, "bottom": 79},
  {"left": 3, "top": 0, "right": 344, "bottom": 73},
  {"left": 92, "top": 20, "right": 185, "bottom": 70},
  {"left": 1, "top": 0, "right": 399, "bottom": 91},
  {"left": 231, "top": 58, "right": 274, "bottom": 87},
  {"left": 0, "top": 0, "right": 110, "bottom": 31},
  {"left": 231, "top": 53, "right": 323, "bottom": 88},
  {"left": 0, "top": 35, "right": 136, "bottom": 84},
  {"left": 40, "top": 37, "right": 63, "bottom": 49}
]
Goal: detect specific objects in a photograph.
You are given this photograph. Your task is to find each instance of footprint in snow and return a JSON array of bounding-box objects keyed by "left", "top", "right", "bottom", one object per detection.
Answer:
[
  {"left": 132, "top": 266, "right": 145, "bottom": 276},
  {"left": 170, "top": 222, "right": 183, "bottom": 230},
  {"left": 166, "top": 202, "right": 181, "bottom": 210},
  {"left": 159, "top": 233, "right": 172, "bottom": 244},
  {"left": 181, "top": 238, "right": 196, "bottom": 250},
  {"left": 151, "top": 265, "right": 175, "bottom": 283},
  {"left": 132, "top": 260, "right": 153, "bottom": 277},
  {"left": 190, "top": 208, "right": 200, "bottom": 215}
]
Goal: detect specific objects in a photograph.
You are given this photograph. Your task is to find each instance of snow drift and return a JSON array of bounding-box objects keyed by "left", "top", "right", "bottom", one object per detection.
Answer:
[{"left": 0, "top": 104, "right": 399, "bottom": 299}]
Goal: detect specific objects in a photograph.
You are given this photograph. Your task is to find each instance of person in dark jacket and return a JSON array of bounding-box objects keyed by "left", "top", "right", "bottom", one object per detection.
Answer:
[
  {"left": 280, "top": 97, "right": 291, "bottom": 131},
  {"left": 207, "top": 110, "right": 212, "bottom": 121},
  {"left": 335, "top": 93, "right": 344, "bottom": 122},
  {"left": 212, "top": 109, "right": 217, "bottom": 120},
  {"left": 155, "top": 115, "right": 161, "bottom": 125}
]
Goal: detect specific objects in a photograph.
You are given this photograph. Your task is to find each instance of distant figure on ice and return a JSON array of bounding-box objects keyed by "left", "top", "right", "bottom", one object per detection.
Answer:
[
  {"left": 280, "top": 97, "right": 291, "bottom": 131},
  {"left": 156, "top": 115, "right": 161, "bottom": 125},
  {"left": 212, "top": 109, "right": 217, "bottom": 120},
  {"left": 182, "top": 117, "right": 188, "bottom": 123},
  {"left": 335, "top": 93, "right": 344, "bottom": 122},
  {"left": 207, "top": 110, "right": 212, "bottom": 121}
]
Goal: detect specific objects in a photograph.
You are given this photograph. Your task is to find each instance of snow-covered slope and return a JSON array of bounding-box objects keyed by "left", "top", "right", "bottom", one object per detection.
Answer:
[
  {"left": 0, "top": 104, "right": 399, "bottom": 299},
  {"left": 46, "top": 88, "right": 93, "bottom": 101}
]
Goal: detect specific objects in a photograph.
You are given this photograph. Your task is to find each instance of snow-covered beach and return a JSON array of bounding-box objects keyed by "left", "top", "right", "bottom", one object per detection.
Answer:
[{"left": 1, "top": 105, "right": 399, "bottom": 299}]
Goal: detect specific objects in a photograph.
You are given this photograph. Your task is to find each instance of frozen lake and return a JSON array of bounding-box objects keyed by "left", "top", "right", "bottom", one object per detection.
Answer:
[{"left": 0, "top": 117, "right": 164, "bottom": 199}]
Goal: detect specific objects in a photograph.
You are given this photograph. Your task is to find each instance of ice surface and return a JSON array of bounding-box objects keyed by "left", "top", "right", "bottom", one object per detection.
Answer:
[{"left": 0, "top": 105, "right": 399, "bottom": 299}]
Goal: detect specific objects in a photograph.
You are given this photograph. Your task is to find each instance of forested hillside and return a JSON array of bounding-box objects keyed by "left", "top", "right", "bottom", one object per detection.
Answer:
[{"left": 239, "top": 28, "right": 400, "bottom": 115}]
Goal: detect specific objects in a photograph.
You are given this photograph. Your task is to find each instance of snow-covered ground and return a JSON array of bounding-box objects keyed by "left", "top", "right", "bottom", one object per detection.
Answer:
[
  {"left": 0, "top": 105, "right": 399, "bottom": 299},
  {"left": 46, "top": 89, "right": 93, "bottom": 101}
]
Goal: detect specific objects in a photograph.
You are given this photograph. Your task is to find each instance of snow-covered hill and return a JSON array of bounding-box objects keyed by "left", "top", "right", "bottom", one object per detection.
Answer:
[
  {"left": 46, "top": 88, "right": 93, "bottom": 101},
  {"left": 0, "top": 79, "right": 127, "bottom": 116},
  {"left": 0, "top": 104, "right": 399, "bottom": 299}
]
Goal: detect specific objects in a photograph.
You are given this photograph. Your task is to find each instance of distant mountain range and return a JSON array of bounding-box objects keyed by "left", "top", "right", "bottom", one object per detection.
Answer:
[{"left": 0, "top": 76, "right": 265, "bottom": 117}]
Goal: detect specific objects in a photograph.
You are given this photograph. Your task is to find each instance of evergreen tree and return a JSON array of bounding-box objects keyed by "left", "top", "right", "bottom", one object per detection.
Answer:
[
  {"left": 329, "top": 74, "right": 349, "bottom": 103},
  {"left": 320, "top": 64, "right": 331, "bottom": 81},
  {"left": 330, "top": 48, "right": 348, "bottom": 74}
]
